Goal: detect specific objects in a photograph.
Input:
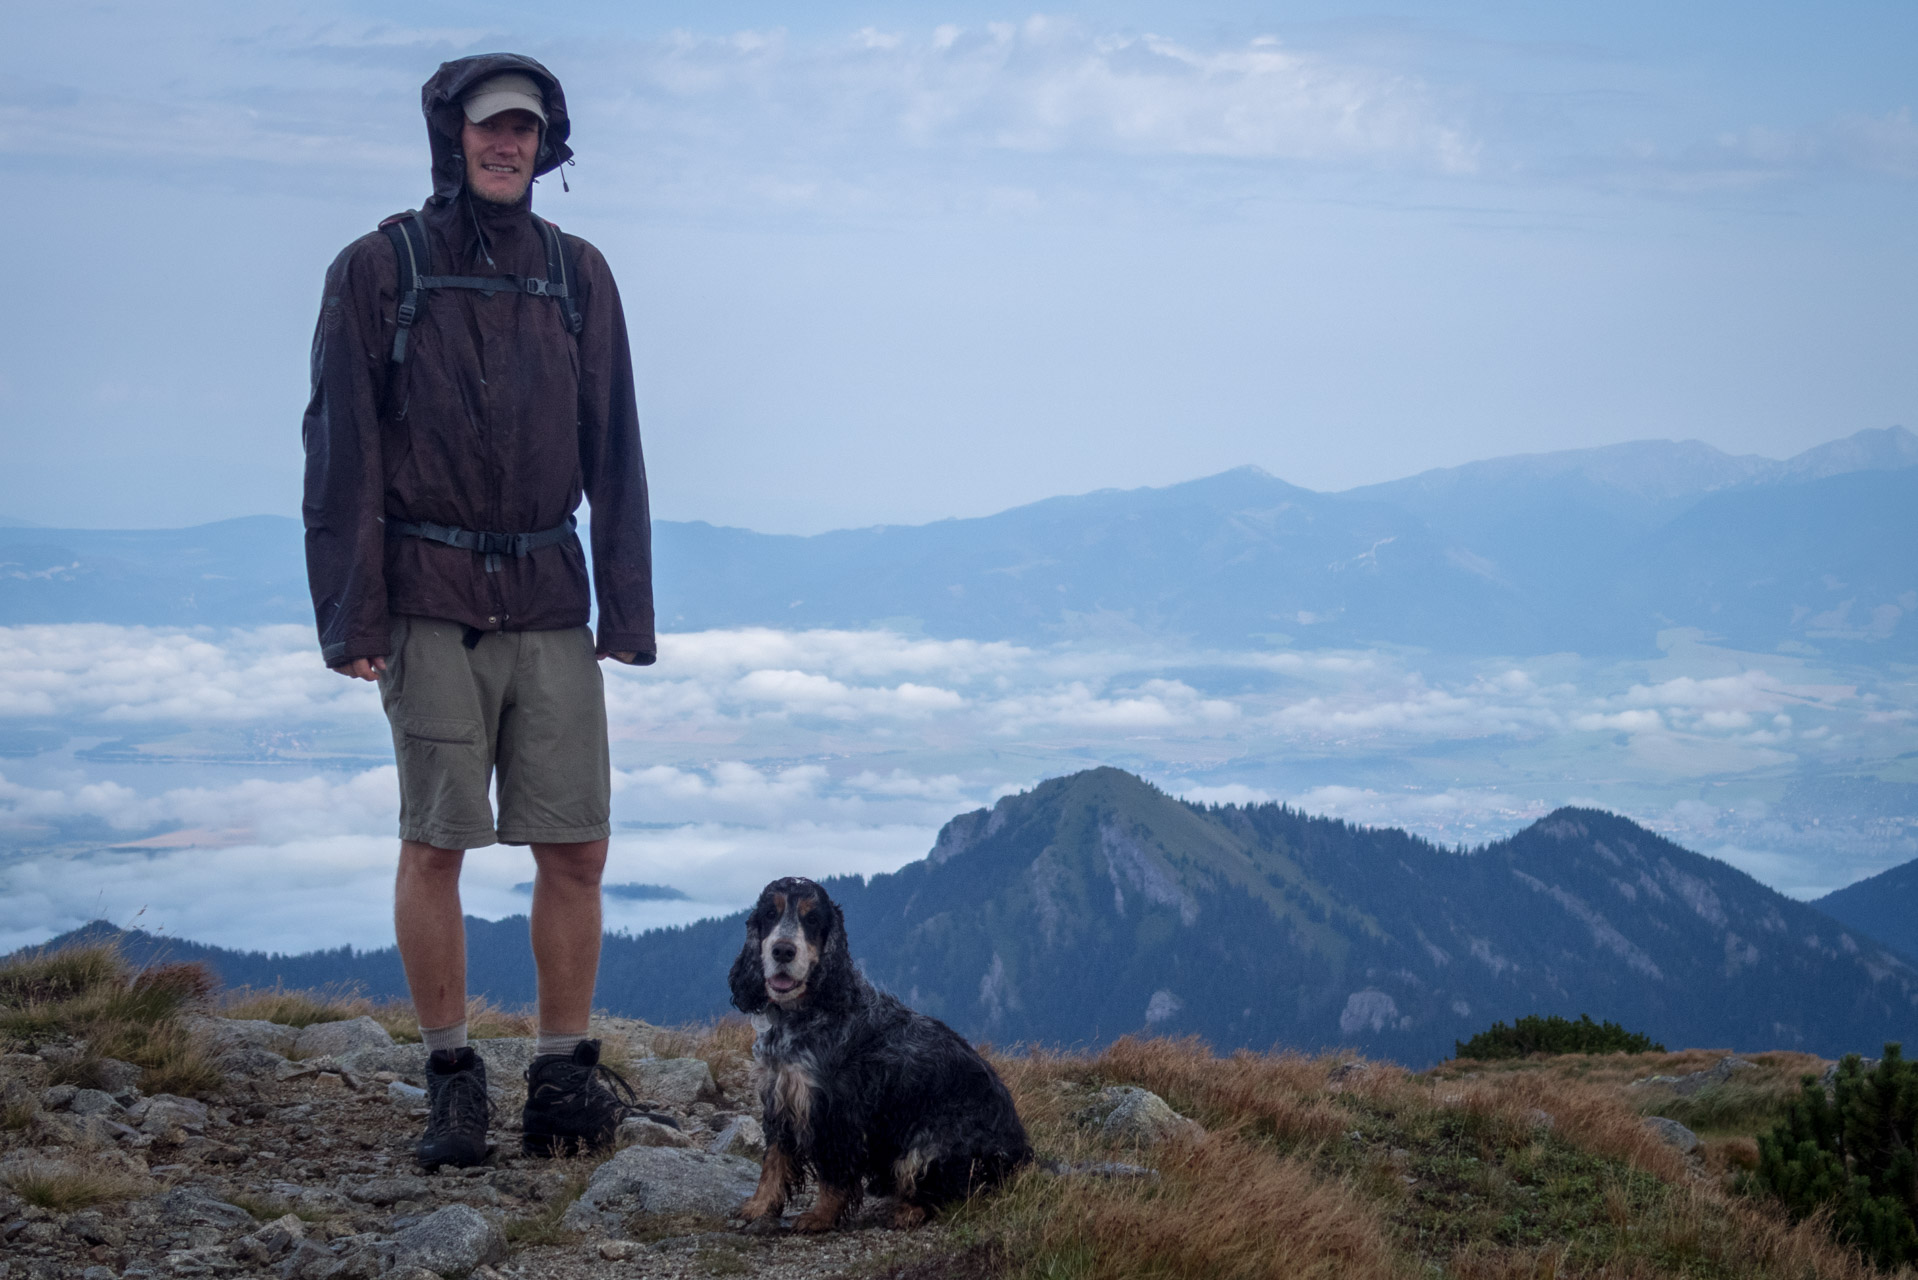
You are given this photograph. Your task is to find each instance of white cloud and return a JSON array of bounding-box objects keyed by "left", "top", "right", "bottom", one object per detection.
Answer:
[
  {"left": 987, "top": 678, "right": 1238, "bottom": 732},
  {"left": 1, "top": 12, "right": 1480, "bottom": 216},
  {"left": 1283, "top": 784, "right": 1552, "bottom": 843},
  {"left": 730, "top": 668, "right": 965, "bottom": 718},
  {"left": 0, "top": 766, "right": 398, "bottom": 841},
  {"left": 1, "top": 622, "right": 1913, "bottom": 953},
  {"left": 0, "top": 624, "right": 373, "bottom": 723},
  {"left": 1176, "top": 782, "right": 1274, "bottom": 807},
  {"left": 1572, "top": 709, "right": 1665, "bottom": 733}
]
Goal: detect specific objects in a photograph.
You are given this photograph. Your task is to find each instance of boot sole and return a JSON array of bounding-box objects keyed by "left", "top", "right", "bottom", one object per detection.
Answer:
[{"left": 417, "top": 1141, "right": 493, "bottom": 1170}]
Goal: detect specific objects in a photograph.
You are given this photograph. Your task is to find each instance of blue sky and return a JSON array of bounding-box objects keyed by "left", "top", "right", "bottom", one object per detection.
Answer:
[{"left": 1, "top": 1, "right": 1912, "bottom": 532}]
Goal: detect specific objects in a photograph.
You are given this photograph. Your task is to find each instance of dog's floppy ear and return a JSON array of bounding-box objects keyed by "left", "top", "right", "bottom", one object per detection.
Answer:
[
  {"left": 812, "top": 887, "right": 859, "bottom": 1013},
  {"left": 729, "top": 902, "right": 768, "bottom": 1014}
]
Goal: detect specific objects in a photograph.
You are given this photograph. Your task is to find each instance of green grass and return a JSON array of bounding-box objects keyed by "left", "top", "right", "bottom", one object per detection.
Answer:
[
  {"left": 1636, "top": 1079, "right": 1801, "bottom": 1137},
  {"left": 502, "top": 1166, "right": 593, "bottom": 1250}
]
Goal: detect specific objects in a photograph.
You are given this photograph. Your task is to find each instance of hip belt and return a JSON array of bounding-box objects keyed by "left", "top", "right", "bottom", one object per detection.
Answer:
[{"left": 388, "top": 514, "right": 576, "bottom": 572}]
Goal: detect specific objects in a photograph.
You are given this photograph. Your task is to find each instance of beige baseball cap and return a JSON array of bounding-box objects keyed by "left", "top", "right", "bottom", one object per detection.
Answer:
[{"left": 462, "top": 72, "right": 547, "bottom": 125}]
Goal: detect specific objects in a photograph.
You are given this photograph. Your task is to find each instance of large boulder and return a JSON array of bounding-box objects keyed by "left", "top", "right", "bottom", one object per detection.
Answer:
[
  {"left": 391, "top": 1204, "right": 506, "bottom": 1278},
  {"left": 1079, "top": 1086, "right": 1204, "bottom": 1147},
  {"left": 1632, "top": 1056, "right": 1757, "bottom": 1097},
  {"left": 336, "top": 1037, "right": 536, "bottom": 1089},
  {"left": 469, "top": 1038, "right": 538, "bottom": 1086},
  {"left": 617, "top": 1116, "right": 697, "bottom": 1150},
  {"left": 90, "top": 1058, "right": 145, "bottom": 1096},
  {"left": 1642, "top": 1116, "right": 1700, "bottom": 1154},
  {"left": 67, "top": 1089, "right": 122, "bottom": 1118},
  {"left": 157, "top": 1188, "right": 256, "bottom": 1229},
  {"left": 185, "top": 1015, "right": 298, "bottom": 1055},
  {"left": 138, "top": 1095, "right": 210, "bottom": 1137},
  {"left": 561, "top": 1147, "right": 761, "bottom": 1232},
  {"left": 292, "top": 1016, "right": 393, "bottom": 1060},
  {"left": 338, "top": 1043, "right": 429, "bottom": 1082},
  {"left": 630, "top": 1057, "right": 721, "bottom": 1109},
  {"left": 708, "top": 1114, "right": 765, "bottom": 1159}
]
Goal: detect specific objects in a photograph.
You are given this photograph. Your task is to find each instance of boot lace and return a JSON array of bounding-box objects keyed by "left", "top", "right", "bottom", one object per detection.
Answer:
[{"left": 429, "top": 1064, "right": 493, "bottom": 1138}]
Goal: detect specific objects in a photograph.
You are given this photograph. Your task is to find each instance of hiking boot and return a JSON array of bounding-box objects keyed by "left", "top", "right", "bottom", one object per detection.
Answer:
[
  {"left": 417, "top": 1046, "right": 492, "bottom": 1170},
  {"left": 521, "top": 1039, "right": 639, "bottom": 1157}
]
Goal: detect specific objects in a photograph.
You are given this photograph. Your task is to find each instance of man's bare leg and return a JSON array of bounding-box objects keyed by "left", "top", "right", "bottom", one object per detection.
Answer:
[
  {"left": 529, "top": 838, "right": 608, "bottom": 1035},
  {"left": 395, "top": 841, "right": 469, "bottom": 1029}
]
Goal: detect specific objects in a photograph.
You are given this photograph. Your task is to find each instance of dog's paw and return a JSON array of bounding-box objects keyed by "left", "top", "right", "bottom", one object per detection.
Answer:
[
  {"left": 790, "top": 1210, "right": 839, "bottom": 1234},
  {"left": 740, "top": 1213, "right": 785, "bottom": 1236},
  {"left": 740, "top": 1189, "right": 786, "bottom": 1228},
  {"left": 890, "top": 1202, "right": 930, "bottom": 1229}
]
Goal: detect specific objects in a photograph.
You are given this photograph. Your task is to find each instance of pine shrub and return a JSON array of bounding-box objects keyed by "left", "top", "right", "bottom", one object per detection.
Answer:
[
  {"left": 1741, "top": 1044, "right": 1918, "bottom": 1269},
  {"left": 1454, "top": 1014, "right": 1663, "bottom": 1060}
]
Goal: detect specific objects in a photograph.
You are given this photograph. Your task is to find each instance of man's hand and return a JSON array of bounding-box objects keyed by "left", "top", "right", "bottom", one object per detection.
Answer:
[
  {"left": 331, "top": 656, "right": 388, "bottom": 681},
  {"left": 600, "top": 651, "right": 639, "bottom": 665}
]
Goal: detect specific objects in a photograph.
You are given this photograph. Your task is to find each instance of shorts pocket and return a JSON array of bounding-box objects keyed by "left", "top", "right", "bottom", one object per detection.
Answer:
[{"left": 398, "top": 715, "right": 482, "bottom": 746}]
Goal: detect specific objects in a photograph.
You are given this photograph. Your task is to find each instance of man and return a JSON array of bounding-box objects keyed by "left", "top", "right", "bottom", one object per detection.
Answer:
[{"left": 301, "top": 54, "right": 654, "bottom": 1169}]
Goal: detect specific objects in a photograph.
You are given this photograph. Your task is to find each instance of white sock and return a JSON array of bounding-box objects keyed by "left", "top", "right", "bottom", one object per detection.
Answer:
[
  {"left": 536, "top": 1031, "right": 587, "bottom": 1058},
  {"left": 421, "top": 1020, "right": 469, "bottom": 1053}
]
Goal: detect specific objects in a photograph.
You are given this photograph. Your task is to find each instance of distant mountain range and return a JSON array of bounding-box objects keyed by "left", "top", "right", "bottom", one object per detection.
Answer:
[
  {"left": 1, "top": 427, "right": 1913, "bottom": 657},
  {"left": 48, "top": 768, "right": 1918, "bottom": 1066}
]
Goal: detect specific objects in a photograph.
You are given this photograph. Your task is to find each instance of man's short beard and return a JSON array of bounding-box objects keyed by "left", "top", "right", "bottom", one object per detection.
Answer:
[{"left": 469, "top": 175, "right": 531, "bottom": 206}]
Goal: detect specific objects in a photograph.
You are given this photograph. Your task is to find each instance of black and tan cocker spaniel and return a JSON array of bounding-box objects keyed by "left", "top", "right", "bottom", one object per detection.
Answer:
[{"left": 727, "top": 876, "right": 1032, "bottom": 1232}]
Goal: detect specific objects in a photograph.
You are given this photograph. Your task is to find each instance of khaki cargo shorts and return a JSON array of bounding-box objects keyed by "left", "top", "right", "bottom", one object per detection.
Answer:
[{"left": 378, "top": 616, "right": 611, "bottom": 849}]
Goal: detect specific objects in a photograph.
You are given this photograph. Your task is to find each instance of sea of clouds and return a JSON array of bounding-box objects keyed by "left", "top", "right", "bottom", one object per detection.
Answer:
[{"left": 1, "top": 622, "right": 1912, "bottom": 955}]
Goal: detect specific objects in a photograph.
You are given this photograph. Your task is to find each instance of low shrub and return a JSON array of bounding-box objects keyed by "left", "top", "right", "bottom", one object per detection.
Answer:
[
  {"left": 1741, "top": 1044, "right": 1918, "bottom": 1269},
  {"left": 1455, "top": 1014, "right": 1663, "bottom": 1061}
]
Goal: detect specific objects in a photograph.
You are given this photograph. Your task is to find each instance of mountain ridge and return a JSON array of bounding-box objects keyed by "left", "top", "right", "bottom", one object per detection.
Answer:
[
  {"left": 3, "top": 428, "right": 1912, "bottom": 656},
  {"left": 36, "top": 768, "right": 1918, "bottom": 1068}
]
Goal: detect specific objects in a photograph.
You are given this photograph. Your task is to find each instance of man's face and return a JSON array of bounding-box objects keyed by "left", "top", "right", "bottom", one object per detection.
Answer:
[{"left": 461, "top": 109, "right": 540, "bottom": 205}]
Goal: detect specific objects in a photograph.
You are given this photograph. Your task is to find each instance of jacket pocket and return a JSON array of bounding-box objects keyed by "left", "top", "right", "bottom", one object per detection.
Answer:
[{"left": 398, "top": 716, "right": 482, "bottom": 746}]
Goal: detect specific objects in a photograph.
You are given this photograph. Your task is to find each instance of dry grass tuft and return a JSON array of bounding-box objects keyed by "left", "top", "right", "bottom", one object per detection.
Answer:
[
  {"left": 1085, "top": 1036, "right": 1361, "bottom": 1148},
  {"left": 3, "top": 1097, "right": 35, "bottom": 1131},
  {"left": 0, "top": 1159, "right": 152, "bottom": 1211},
  {"left": 0, "top": 945, "right": 124, "bottom": 1007},
  {"left": 222, "top": 985, "right": 360, "bottom": 1028},
  {"left": 0, "top": 942, "right": 221, "bottom": 1096},
  {"left": 642, "top": 1016, "right": 756, "bottom": 1086},
  {"left": 964, "top": 1126, "right": 1408, "bottom": 1279},
  {"left": 1439, "top": 1069, "right": 1691, "bottom": 1184},
  {"left": 222, "top": 986, "right": 537, "bottom": 1045},
  {"left": 466, "top": 995, "right": 538, "bottom": 1040}
]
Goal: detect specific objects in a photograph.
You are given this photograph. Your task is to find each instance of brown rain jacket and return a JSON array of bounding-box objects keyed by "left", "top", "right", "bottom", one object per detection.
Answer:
[{"left": 302, "top": 53, "right": 654, "bottom": 668}]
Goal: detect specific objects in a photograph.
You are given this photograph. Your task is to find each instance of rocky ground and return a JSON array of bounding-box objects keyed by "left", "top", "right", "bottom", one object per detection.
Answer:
[
  {"left": 6, "top": 986, "right": 1879, "bottom": 1280},
  {"left": 0, "top": 1013, "right": 971, "bottom": 1280}
]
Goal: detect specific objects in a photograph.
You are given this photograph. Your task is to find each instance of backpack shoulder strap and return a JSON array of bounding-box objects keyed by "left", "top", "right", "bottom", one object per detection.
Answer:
[
  {"left": 530, "top": 214, "right": 584, "bottom": 337},
  {"left": 378, "top": 210, "right": 431, "bottom": 364}
]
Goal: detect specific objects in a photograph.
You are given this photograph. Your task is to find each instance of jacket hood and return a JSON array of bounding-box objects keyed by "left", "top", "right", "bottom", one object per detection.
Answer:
[{"left": 421, "top": 53, "right": 573, "bottom": 207}]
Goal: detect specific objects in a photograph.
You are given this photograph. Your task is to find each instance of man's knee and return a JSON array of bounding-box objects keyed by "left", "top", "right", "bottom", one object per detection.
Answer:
[
  {"left": 399, "top": 841, "right": 467, "bottom": 886},
  {"left": 531, "top": 840, "right": 608, "bottom": 890}
]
